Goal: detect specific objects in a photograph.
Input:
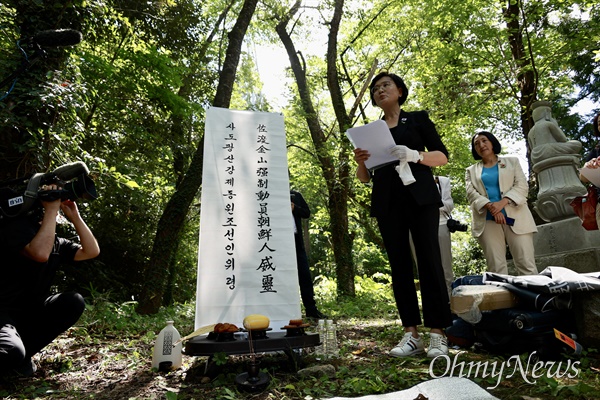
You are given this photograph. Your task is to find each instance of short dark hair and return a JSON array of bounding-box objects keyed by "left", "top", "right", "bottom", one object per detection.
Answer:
[
  {"left": 593, "top": 113, "right": 600, "bottom": 137},
  {"left": 471, "top": 131, "right": 502, "bottom": 160},
  {"left": 370, "top": 72, "right": 409, "bottom": 107}
]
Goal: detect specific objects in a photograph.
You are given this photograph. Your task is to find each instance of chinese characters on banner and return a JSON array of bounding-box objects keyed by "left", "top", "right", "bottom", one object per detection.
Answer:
[{"left": 195, "top": 107, "right": 301, "bottom": 331}]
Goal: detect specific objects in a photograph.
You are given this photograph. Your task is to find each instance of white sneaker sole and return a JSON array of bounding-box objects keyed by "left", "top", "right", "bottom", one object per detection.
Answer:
[
  {"left": 389, "top": 348, "right": 425, "bottom": 357},
  {"left": 426, "top": 349, "right": 448, "bottom": 358}
]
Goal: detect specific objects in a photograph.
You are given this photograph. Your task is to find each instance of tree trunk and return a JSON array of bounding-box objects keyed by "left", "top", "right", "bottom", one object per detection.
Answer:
[
  {"left": 276, "top": 0, "right": 355, "bottom": 297},
  {"left": 502, "top": 0, "right": 537, "bottom": 149},
  {"left": 137, "top": 0, "right": 259, "bottom": 314},
  {"left": 502, "top": 0, "right": 539, "bottom": 215},
  {"left": 326, "top": 0, "right": 355, "bottom": 297}
]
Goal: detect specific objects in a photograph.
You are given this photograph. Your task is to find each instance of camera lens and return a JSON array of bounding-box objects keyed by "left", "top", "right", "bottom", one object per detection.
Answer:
[{"left": 63, "top": 174, "right": 98, "bottom": 201}]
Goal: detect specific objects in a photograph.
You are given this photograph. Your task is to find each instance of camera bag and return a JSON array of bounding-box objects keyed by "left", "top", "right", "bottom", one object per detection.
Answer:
[{"left": 472, "top": 308, "right": 575, "bottom": 360}]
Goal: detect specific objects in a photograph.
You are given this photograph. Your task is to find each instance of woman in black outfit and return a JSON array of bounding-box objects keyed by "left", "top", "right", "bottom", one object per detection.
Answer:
[{"left": 353, "top": 72, "right": 451, "bottom": 358}]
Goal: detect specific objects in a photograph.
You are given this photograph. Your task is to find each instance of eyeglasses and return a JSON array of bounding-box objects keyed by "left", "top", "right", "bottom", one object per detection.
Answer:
[{"left": 371, "top": 81, "right": 395, "bottom": 94}]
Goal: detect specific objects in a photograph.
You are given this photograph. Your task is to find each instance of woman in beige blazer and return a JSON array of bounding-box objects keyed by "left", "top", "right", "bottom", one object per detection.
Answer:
[{"left": 465, "top": 131, "right": 538, "bottom": 275}]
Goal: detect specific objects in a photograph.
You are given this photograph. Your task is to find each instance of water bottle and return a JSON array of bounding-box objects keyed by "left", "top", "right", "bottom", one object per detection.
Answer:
[
  {"left": 325, "top": 319, "right": 339, "bottom": 358},
  {"left": 315, "top": 319, "right": 327, "bottom": 360},
  {"left": 152, "top": 321, "right": 182, "bottom": 371}
]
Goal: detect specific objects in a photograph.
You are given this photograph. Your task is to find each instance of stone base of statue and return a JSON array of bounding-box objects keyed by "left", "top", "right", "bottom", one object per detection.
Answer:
[
  {"left": 507, "top": 216, "right": 600, "bottom": 275},
  {"left": 532, "top": 155, "right": 587, "bottom": 222}
]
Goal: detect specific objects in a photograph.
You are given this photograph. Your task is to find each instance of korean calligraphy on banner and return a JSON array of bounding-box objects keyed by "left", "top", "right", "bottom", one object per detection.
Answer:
[{"left": 195, "top": 107, "right": 302, "bottom": 331}]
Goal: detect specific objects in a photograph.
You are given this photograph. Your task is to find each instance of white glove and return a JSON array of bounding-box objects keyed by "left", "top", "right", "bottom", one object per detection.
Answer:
[
  {"left": 390, "top": 145, "right": 420, "bottom": 163},
  {"left": 395, "top": 162, "right": 416, "bottom": 185}
]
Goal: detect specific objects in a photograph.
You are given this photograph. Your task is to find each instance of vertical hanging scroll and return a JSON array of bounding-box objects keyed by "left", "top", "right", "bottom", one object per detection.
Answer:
[{"left": 195, "top": 107, "right": 301, "bottom": 331}]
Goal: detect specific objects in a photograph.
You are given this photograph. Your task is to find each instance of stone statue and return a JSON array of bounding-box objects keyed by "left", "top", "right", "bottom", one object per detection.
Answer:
[
  {"left": 527, "top": 101, "right": 586, "bottom": 222},
  {"left": 529, "top": 101, "right": 582, "bottom": 164}
]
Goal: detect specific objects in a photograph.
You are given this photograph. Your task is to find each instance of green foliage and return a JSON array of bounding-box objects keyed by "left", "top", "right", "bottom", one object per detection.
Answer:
[
  {"left": 77, "top": 286, "right": 196, "bottom": 338},
  {"left": 230, "top": 52, "right": 271, "bottom": 111},
  {"left": 212, "top": 352, "right": 229, "bottom": 366},
  {"left": 1, "top": 0, "right": 211, "bottom": 306},
  {"left": 451, "top": 232, "right": 488, "bottom": 277},
  {"left": 352, "top": 239, "right": 389, "bottom": 276},
  {"left": 1, "top": 0, "right": 599, "bottom": 313},
  {"left": 315, "top": 274, "right": 398, "bottom": 319},
  {"left": 166, "top": 391, "right": 178, "bottom": 400}
]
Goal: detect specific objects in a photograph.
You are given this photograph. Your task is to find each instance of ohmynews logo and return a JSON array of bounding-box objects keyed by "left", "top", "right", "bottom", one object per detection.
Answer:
[{"left": 429, "top": 351, "right": 580, "bottom": 389}]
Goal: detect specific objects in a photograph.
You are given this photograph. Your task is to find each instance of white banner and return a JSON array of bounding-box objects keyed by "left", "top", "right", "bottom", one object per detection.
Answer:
[{"left": 195, "top": 107, "right": 301, "bottom": 331}]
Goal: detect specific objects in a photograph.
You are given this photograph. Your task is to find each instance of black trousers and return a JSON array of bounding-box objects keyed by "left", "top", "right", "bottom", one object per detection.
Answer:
[
  {"left": 377, "top": 202, "right": 451, "bottom": 330},
  {"left": 296, "top": 244, "right": 318, "bottom": 313},
  {"left": 0, "top": 291, "right": 85, "bottom": 372}
]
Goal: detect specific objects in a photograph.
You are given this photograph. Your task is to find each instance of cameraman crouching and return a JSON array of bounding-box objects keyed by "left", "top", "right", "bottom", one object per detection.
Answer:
[{"left": 0, "top": 184, "right": 99, "bottom": 377}]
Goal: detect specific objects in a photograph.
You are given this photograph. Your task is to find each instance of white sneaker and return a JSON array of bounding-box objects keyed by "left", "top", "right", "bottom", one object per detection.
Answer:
[
  {"left": 427, "top": 333, "right": 449, "bottom": 358},
  {"left": 389, "top": 332, "right": 425, "bottom": 357}
]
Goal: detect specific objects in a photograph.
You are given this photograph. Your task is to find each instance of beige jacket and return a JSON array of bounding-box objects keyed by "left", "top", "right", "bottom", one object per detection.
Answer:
[{"left": 465, "top": 156, "right": 537, "bottom": 237}]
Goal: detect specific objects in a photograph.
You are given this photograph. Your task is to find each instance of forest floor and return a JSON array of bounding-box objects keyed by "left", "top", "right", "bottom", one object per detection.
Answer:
[{"left": 1, "top": 317, "right": 599, "bottom": 400}]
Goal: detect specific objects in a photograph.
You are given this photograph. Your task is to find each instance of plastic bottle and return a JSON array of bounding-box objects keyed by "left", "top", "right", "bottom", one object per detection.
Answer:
[
  {"left": 152, "top": 321, "right": 182, "bottom": 371},
  {"left": 325, "top": 319, "right": 339, "bottom": 358},
  {"left": 315, "top": 319, "right": 327, "bottom": 360}
]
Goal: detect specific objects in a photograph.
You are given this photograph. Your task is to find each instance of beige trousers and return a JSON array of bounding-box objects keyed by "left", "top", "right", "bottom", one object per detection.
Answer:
[{"left": 477, "top": 220, "right": 537, "bottom": 276}]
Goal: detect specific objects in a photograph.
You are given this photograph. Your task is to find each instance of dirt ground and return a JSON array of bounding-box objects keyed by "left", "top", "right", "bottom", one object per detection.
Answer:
[
  {"left": 0, "top": 327, "right": 344, "bottom": 400},
  {"left": 2, "top": 323, "right": 598, "bottom": 400},
  {"left": 1, "top": 332, "right": 205, "bottom": 399}
]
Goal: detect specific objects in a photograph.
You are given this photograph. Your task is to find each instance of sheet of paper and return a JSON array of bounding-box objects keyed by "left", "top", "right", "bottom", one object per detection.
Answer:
[
  {"left": 580, "top": 167, "right": 600, "bottom": 187},
  {"left": 345, "top": 119, "right": 398, "bottom": 170}
]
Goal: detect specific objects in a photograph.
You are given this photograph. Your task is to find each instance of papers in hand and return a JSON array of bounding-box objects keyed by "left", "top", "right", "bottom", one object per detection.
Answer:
[
  {"left": 346, "top": 120, "right": 398, "bottom": 170},
  {"left": 580, "top": 167, "right": 600, "bottom": 187}
]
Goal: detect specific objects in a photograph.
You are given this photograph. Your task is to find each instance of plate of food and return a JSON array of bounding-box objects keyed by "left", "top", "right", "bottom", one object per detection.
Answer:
[{"left": 207, "top": 323, "right": 240, "bottom": 341}]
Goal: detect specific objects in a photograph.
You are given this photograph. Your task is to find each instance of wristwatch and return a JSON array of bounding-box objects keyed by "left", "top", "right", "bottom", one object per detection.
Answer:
[{"left": 417, "top": 152, "right": 424, "bottom": 163}]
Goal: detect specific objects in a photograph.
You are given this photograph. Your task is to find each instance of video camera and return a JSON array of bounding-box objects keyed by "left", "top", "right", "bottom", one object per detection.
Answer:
[{"left": 0, "top": 161, "right": 97, "bottom": 220}]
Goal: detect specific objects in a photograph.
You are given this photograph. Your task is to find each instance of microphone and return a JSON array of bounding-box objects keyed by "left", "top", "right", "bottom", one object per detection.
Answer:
[{"left": 32, "top": 29, "right": 82, "bottom": 47}]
